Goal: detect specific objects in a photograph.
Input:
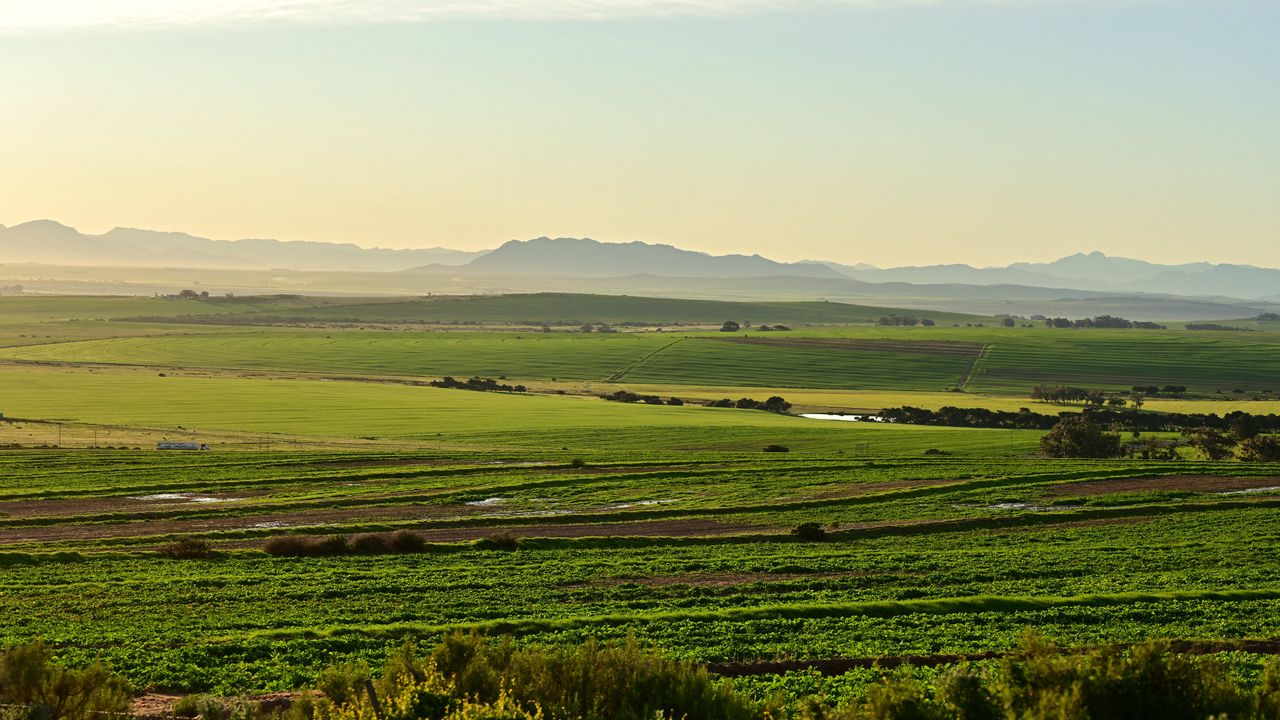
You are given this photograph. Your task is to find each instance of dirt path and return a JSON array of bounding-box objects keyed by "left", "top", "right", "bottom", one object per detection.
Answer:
[{"left": 1047, "top": 475, "right": 1280, "bottom": 497}]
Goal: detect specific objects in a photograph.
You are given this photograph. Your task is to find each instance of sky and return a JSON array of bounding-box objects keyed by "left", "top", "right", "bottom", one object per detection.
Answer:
[{"left": 2, "top": 0, "right": 1278, "bottom": 268}]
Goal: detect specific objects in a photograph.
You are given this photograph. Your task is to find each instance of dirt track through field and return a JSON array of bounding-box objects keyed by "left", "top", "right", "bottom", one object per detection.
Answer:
[{"left": 1047, "top": 475, "right": 1280, "bottom": 497}]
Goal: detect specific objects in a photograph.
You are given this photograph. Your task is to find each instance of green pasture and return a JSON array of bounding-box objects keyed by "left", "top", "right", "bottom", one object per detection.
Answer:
[
  {"left": 0, "top": 364, "right": 1040, "bottom": 454},
  {"left": 108, "top": 293, "right": 986, "bottom": 326},
  {"left": 6, "top": 323, "right": 1280, "bottom": 398}
]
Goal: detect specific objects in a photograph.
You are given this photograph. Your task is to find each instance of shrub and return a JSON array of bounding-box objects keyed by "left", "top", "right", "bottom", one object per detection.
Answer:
[
  {"left": 569, "top": 458, "right": 587, "bottom": 468},
  {"left": 159, "top": 537, "right": 214, "bottom": 559},
  {"left": 0, "top": 642, "right": 131, "bottom": 720},
  {"left": 791, "top": 522, "right": 826, "bottom": 541},
  {"left": 1039, "top": 416, "right": 1123, "bottom": 458},
  {"left": 264, "top": 536, "right": 313, "bottom": 557},
  {"left": 310, "top": 536, "right": 349, "bottom": 556},
  {"left": 172, "top": 696, "right": 260, "bottom": 720},
  {"left": 264, "top": 535, "right": 350, "bottom": 557},
  {"left": 923, "top": 448, "right": 951, "bottom": 456},
  {"left": 387, "top": 530, "right": 426, "bottom": 553},
  {"left": 424, "top": 635, "right": 757, "bottom": 720},
  {"left": 763, "top": 445, "right": 790, "bottom": 453},
  {"left": 349, "top": 533, "right": 390, "bottom": 555},
  {"left": 1239, "top": 435, "right": 1280, "bottom": 462}
]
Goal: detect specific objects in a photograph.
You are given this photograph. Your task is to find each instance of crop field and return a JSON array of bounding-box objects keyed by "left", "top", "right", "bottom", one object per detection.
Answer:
[
  {"left": 3, "top": 297, "right": 1279, "bottom": 397},
  {"left": 0, "top": 364, "right": 1041, "bottom": 454},
  {"left": 2, "top": 293, "right": 1279, "bottom": 709},
  {"left": 3, "top": 450, "right": 1280, "bottom": 699}
]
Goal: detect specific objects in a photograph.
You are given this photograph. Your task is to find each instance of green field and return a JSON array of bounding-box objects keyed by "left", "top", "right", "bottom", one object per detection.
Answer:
[
  {"left": 3, "top": 450, "right": 1280, "bottom": 700},
  {"left": 2, "top": 292, "right": 1279, "bottom": 712}
]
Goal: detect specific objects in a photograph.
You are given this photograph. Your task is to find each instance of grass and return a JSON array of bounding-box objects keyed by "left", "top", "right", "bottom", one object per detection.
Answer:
[
  {"left": 4, "top": 315, "right": 1279, "bottom": 398},
  {"left": 0, "top": 364, "right": 1043, "bottom": 454},
  {"left": 3, "top": 292, "right": 1280, "bottom": 701}
]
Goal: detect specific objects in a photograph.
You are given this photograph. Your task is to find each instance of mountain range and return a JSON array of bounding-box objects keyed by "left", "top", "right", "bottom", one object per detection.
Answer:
[
  {"left": 0, "top": 220, "right": 483, "bottom": 272},
  {"left": 822, "top": 252, "right": 1279, "bottom": 300},
  {"left": 421, "top": 236, "right": 844, "bottom": 279},
  {"left": 2, "top": 219, "right": 1278, "bottom": 304}
]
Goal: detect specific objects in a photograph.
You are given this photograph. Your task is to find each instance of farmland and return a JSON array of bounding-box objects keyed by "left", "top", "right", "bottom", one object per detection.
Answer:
[
  {"left": 2, "top": 294, "right": 1278, "bottom": 399},
  {"left": 4, "top": 450, "right": 1280, "bottom": 699},
  {"left": 1, "top": 292, "right": 1279, "bottom": 710}
]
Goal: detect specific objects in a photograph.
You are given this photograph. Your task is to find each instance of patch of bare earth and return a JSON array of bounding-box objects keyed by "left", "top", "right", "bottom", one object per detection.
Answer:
[
  {"left": 413, "top": 519, "right": 771, "bottom": 542},
  {"left": 0, "top": 491, "right": 271, "bottom": 519},
  {"left": 131, "top": 692, "right": 307, "bottom": 719},
  {"left": 1047, "top": 475, "right": 1280, "bottom": 497},
  {"left": 0, "top": 503, "right": 479, "bottom": 545}
]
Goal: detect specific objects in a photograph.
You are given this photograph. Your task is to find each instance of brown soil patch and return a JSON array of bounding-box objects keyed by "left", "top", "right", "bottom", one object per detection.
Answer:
[
  {"left": 131, "top": 692, "right": 307, "bottom": 719},
  {"left": 705, "top": 336, "right": 984, "bottom": 357},
  {"left": 1046, "top": 475, "right": 1280, "bottom": 497},
  {"left": 0, "top": 490, "right": 274, "bottom": 520},
  {"left": 413, "top": 519, "right": 770, "bottom": 543},
  {"left": 0, "top": 503, "right": 480, "bottom": 545}
]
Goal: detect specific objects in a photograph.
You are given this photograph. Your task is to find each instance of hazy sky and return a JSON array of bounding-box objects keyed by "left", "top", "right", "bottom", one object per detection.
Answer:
[{"left": 2, "top": 0, "right": 1278, "bottom": 267}]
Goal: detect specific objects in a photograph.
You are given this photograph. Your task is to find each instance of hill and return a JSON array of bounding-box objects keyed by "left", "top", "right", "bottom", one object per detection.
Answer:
[
  {"left": 442, "top": 236, "right": 845, "bottom": 279},
  {"left": 0, "top": 220, "right": 484, "bottom": 271},
  {"left": 828, "top": 251, "right": 1280, "bottom": 300}
]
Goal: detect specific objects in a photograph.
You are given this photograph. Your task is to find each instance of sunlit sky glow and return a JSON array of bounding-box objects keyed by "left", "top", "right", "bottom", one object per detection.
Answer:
[{"left": 2, "top": 0, "right": 1278, "bottom": 266}]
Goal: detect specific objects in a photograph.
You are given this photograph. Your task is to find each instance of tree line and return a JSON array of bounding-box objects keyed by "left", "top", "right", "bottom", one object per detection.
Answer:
[
  {"left": 603, "top": 391, "right": 791, "bottom": 413},
  {"left": 877, "top": 315, "right": 936, "bottom": 326},
  {"left": 1031, "top": 384, "right": 1187, "bottom": 407},
  {"left": 874, "top": 405, "right": 1280, "bottom": 460},
  {"left": 877, "top": 405, "right": 1280, "bottom": 435},
  {"left": 1041, "top": 315, "right": 1165, "bottom": 329},
  {"left": 429, "top": 376, "right": 528, "bottom": 393}
]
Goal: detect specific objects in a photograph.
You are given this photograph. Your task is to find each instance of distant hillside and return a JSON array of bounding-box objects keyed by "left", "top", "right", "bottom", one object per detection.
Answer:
[
  {"left": 826, "top": 251, "right": 1280, "bottom": 299},
  {"left": 0, "top": 220, "right": 485, "bottom": 272},
  {"left": 443, "top": 237, "right": 846, "bottom": 279}
]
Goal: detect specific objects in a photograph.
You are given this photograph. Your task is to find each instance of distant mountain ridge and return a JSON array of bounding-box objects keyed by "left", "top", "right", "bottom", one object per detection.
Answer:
[
  {"left": 823, "top": 251, "right": 1280, "bottom": 300},
  {"left": 3, "top": 219, "right": 1278, "bottom": 300},
  {"left": 424, "top": 236, "right": 845, "bottom": 279},
  {"left": 0, "top": 220, "right": 485, "bottom": 272}
]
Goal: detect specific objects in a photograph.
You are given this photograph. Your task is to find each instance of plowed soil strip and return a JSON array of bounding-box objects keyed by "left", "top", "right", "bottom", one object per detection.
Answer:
[
  {"left": 408, "top": 519, "right": 770, "bottom": 542},
  {"left": 1047, "top": 475, "right": 1280, "bottom": 497}
]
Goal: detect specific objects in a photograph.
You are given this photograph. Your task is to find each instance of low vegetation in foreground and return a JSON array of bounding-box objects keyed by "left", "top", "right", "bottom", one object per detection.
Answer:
[{"left": 7, "top": 635, "right": 1280, "bottom": 720}]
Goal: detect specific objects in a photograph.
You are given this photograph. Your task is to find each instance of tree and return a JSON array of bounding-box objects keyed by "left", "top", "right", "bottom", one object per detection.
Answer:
[
  {"left": 1001, "top": 318, "right": 1016, "bottom": 327},
  {"left": 1227, "top": 413, "right": 1262, "bottom": 441},
  {"left": 1238, "top": 435, "right": 1280, "bottom": 462},
  {"left": 720, "top": 320, "right": 740, "bottom": 332},
  {"left": 1039, "top": 415, "right": 1123, "bottom": 458},
  {"left": 1180, "top": 426, "right": 1236, "bottom": 460},
  {"left": 1129, "top": 394, "right": 1145, "bottom": 410},
  {"left": 760, "top": 396, "right": 792, "bottom": 413}
]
